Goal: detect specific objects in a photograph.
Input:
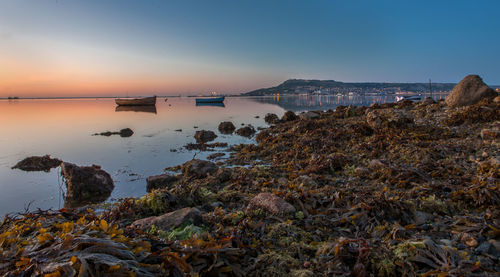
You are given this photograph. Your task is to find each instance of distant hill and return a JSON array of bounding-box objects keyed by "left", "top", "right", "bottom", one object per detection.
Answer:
[{"left": 243, "top": 79, "right": 456, "bottom": 96}]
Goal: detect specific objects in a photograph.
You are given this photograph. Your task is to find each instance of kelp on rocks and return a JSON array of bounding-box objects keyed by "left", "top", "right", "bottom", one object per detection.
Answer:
[{"left": 2, "top": 96, "right": 500, "bottom": 276}]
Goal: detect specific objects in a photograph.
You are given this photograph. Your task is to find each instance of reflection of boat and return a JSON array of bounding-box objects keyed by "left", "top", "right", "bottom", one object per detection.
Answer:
[
  {"left": 195, "top": 96, "right": 225, "bottom": 104},
  {"left": 115, "top": 105, "right": 157, "bottom": 114},
  {"left": 196, "top": 102, "right": 225, "bottom": 107},
  {"left": 395, "top": 95, "right": 422, "bottom": 102},
  {"left": 115, "top": 96, "right": 156, "bottom": 106}
]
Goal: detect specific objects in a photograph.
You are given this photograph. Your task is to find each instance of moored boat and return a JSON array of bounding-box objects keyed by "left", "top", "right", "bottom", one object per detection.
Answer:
[
  {"left": 195, "top": 96, "right": 225, "bottom": 104},
  {"left": 115, "top": 96, "right": 156, "bottom": 106}
]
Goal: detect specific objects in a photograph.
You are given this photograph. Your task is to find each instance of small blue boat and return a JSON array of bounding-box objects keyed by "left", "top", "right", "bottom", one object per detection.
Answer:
[{"left": 195, "top": 96, "right": 225, "bottom": 104}]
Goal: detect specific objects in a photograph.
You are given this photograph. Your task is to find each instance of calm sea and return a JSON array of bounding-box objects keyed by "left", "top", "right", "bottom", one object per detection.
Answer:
[{"left": 0, "top": 93, "right": 448, "bottom": 215}]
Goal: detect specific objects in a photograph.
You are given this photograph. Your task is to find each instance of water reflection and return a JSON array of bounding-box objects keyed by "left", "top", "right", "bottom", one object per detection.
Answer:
[
  {"left": 115, "top": 105, "right": 158, "bottom": 114},
  {"left": 247, "top": 93, "right": 449, "bottom": 112},
  {"left": 195, "top": 102, "right": 225, "bottom": 108}
]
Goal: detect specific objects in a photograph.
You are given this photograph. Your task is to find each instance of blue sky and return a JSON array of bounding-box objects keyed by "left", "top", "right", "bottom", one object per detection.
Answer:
[{"left": 0, "top": 0, "right": 499, "bottom": 96}]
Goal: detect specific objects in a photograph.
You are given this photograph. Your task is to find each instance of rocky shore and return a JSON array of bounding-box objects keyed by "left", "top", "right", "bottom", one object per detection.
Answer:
[{"left": 1, "top": 75, "right": 499, "bottom": 276}]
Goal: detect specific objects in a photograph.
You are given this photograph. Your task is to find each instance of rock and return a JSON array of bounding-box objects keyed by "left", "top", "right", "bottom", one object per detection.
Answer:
[
  {"left": 366, "top": 108, "right": 413, "bottom": 130},
  {"left": 414, "top": 211, "right": 433, "bottom": 225},
  {"left": 294, "top": 175, "right": 318, "bottom": 187},
  {"left": 146, "top": 174, "right": 178, "bottom": 192},
  {"left": 368, "top": 159, "right": 385, "bottom": 169},
  {"left": 494, "top": 96, "right": 500, "bottom": 104},
  {"left": 194, "top": 130, "right": 217, "bottom": 143},
  {"left": 475, "top": 242, "right": 492, "bottom": 255},
  {"left": 131, "top": 207, "right": 202, "bottom": 231},
  {"left": 264, "top": 113, "right": 280, "bottom": 124},
  {"left": 119, "top": 128, "right": 134, "bottom": 137},
  {"left": 218, "top": 121, "right": 236, "bottom": 134},
  {"left": 93, "top": 128, "right": 134, "bottom": 137},
  {"left": 299, "top": 111, "right": 320, "bottom": 120},
  {"left": 282, "top": 111, "right": 297, "bottom": 121},
  {"left": 247, "top": 192, "right": 296, "bottom": 215},
  {"left": 60, "top": 162, "right": 114, "bottom": 207},
  {"left": 207, "top": 152, "right": 225, "bottom": 160},
  {"left": 181, "top": 159, "right": 218, "bottom": 179},
  {"left": 236, "top": 126, "right": 256, "bottom": 137},
  {"left": 354, "top": 167, "right": 370, "bottom": 177},
  {"left": 420, "top": 97, "right": 435, "bottom": 105},
  {"left": 480, "top": 129, "right": 499, "bottom": 140},
  {"left": 461, "top": 233, "right": 478, "bottom": 247},
  {"left": 215, "top": 167, "right": 232, "bottom": 183},
  {"left": 445, "top": 75, "right": 496, "bottom": 107},
  {"left": 12, "top": 155, "right": 62, "bottom": 172}
]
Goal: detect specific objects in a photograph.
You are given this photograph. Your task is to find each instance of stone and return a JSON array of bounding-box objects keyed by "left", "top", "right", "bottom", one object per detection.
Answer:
[
  {"left": 218, "top": 121, "right": 236, "bottom": 134},
  {"left": 12, "top": 155, "right": 62, "bottom": 172},
  {"left": 130, "top": 207, "right": 202, "bottom": 231},
  {"left": 354, "top": 167, "right": 370, "bottom": 177},
  {"left": 236, "top": 126, "right": 256, "bottom": 137},
  {"left": 119, "top": 128, "right": 134, "bottom": 137},
  {"left": 181, "top": 159, "right": 218, "bottom": 179},
  {"left": 445, "top": 75, "right": 496, "bottom": 107},
  {"left": 368, "top": 159, "right": 385, "bottom": 169},
  {"left": 194, "top": 130, "right": 217, "bottom": 143},
  {"left": 294, "top": 175, "right": 318, "bottom": 187},
  {"left": 247, "top": 192, "right": 296, "bottom": 215},
  {"left": 299, "top": 111, "right": 320, "bottom": 120},
  {"left": 282, "top": 111, "right": 297, "bottom": 121},
  {"left": 480, "top": 129, "right": 499, "bottom": 140},
  {"left": 414, "top": 211, "right": 433, "bottom": 225},
  {"left": 60, "top": 162, "right": 114, "bottom": 207},
  {"left": 475, "top": 242, "right": 492, "bottom": 255},
  {"left": 264, "top": 113, "right": 280, "bottom": 124},
  {"left": 146, "top": 174, "right": 178, "bottom": 192},
  {"left": 420, "top": 97, "right": 435, "bottom": 105},
  {"left": 366, "top": 108, "right": 413, "bottom": 130},
  {"left": 494, "top": 96, "right": 500, "bottom": 104}
]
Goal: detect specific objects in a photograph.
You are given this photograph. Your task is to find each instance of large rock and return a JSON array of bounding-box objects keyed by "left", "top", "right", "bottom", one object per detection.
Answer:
[
  {"left": 181, "top": 159, "right": 218, "bottom": 179},
  {"left": 146, "top": 174, "right": 178, "bottom": 192},
  {"left": 299, "top": 111, "right": 320, "bottom": 120},
  {"left": 12, "top": 155, "right": 62, "bottom": 172},
  {"left": 445, "top": 75, "right": 496, "bottom": 107},
  {"left": 194, "top": 130, "right": 217, "bottom": 143},
  {"left": 131, "top": 207, "right": 202, "bottom": 231},
  {"left": 60, "top": 162, "right": 114, "bottom": 207},
  {"left": 264, "top": 113, "right": 280, "bottom": 124},
  {"left": 366, "top": 108, "right": 413, "bottom": 130},
  {"left": 218, "top": 121, "right": 236, "bottom": 134},
  {"left": 236, "top": 126, "right": 256, "bottom": 137},
  {"left": 282, "top": 111, "right": 298, "bottom": 121},
  {"left": 247, "top": 192, "right": 296, "bottom": 215}
]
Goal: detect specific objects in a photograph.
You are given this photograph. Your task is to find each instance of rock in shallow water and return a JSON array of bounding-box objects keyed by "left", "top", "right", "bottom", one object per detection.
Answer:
[
  {"left": 194, "top": 130, "right": 217, "bottom": 143},
  {"left": 236, "top": 126, "right": 256, "bottom": 137},
  {"left": 181, "top": 159, "right": 218, "bottom": 179},
  {"left": 282, "top": 111, "right": 297, "bottom": 121},
  {"left": 12, "top": 155, "right": 62, "bottom": 172},
  {"left": 146, "top": 174, "right": 178, "bottom": 192},
  {"left": 218, "top": 121, "right": 236, "bottom": 134},
  {"left": 60, "top": 162, "right": 114, "bottom": 207},
  {"left": 264, "top": 113, "right": 279, "bottom": 124}
]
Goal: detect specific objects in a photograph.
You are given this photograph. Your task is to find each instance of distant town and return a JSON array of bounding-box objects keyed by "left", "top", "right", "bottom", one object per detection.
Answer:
[{"left": 243, "top": 79, "right": 459, "bottom": 96}]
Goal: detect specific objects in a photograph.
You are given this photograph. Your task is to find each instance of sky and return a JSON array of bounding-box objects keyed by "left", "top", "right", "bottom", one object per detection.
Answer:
[{"left": 0, "top": 0, "right": 499, "bottom": 97}]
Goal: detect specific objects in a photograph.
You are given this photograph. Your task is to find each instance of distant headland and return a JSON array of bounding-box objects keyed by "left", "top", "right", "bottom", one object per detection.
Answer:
[{"left": 243, "top": 79, "right": 457, "bottom": 96}]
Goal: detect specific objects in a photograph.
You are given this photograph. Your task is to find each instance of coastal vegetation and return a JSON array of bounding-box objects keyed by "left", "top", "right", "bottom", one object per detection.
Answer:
[{"left": 1, "top": 76, "right": 499, "bottom": 276}]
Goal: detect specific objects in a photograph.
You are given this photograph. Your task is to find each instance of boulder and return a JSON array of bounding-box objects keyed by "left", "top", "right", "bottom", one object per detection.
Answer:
[
  {"left": 181, "top": 159, "right": 218, "bottom": 179},
  {"left": 282, "top": 111, "right": 297, "bottom": 121},
  {"left": 247, "top": 192, "right": 295, "bottom": 215},
  {"left": 131, "top": 207, "right": 202, "bottom": 231},
  {"left": 146, "top": 174, "right": 178, "bottom": 192},
  {"left": 494, "top": 96, "right": 500, "bottom": 104},
  {"left": 236, "top": 126, "right": 256, "bottom": 137},
  {"left": 445, "top": 75, "right": 496, "bottom": 107},
  {"left": 264, "top": 113, "right": 280, "bottom": 124},
  {"left": 12, "top": 155, "right": 62, "bottom": 172},
  {"left": 299, "top": 111, "right": 320, "bottom": 120},
  {"left": 119, "top": 128, "right": 134, "bottom": 137},
  {"left": 194, "top": 130, "right": 217, "bottom": 143},
  {"left": 218, "top": 121, "right": 236, "bottom": 134},
  {"left": 60, "top": 162, "right": 114, "bottom": 207},
  {"left": 366, "top": 108, "right": 413, "bottom": 130}
]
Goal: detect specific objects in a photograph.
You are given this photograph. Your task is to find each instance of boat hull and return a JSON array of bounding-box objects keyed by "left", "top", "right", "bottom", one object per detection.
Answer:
[
  {"left": 195, "top": 97, "right": 225, "bottom": 104},
  {"left": 115, "top": 96, "right": 156, "bottom": 106}
]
